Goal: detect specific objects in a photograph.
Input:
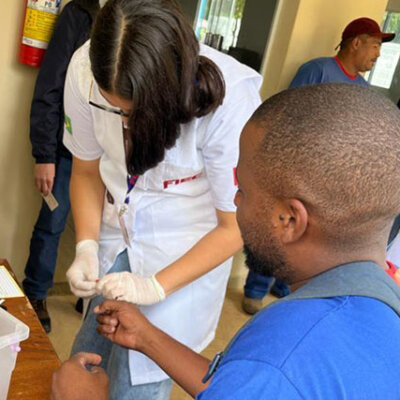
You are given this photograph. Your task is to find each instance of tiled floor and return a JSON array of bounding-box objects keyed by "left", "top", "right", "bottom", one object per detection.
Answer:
[{"left": 47, "top": 288, "right": 276, "bottom": 400}]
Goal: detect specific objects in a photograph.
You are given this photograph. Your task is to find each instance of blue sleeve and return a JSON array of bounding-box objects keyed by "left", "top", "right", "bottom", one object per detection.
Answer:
[
  {"left": 196, "top": 360, "right": 304, "bottom": 400},
  {"left": 289, "top": 61, "right": 323, "bottom": 88}
]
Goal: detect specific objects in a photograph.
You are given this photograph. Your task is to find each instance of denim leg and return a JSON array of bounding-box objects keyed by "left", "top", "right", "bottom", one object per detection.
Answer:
[
  {"left": 23, "top": 157, "right": 72, "bottom": 300},
  {"left": 271, "top": 278, "right": 290, "bottom": 297},
  {"left": 70, "top": 251, "right": 131, "bottom": 370},
  {"left": 108, "top": 344, "right": 172, "bottom": 400},
  {"left": 244, "top": 270, "right": 274, "bottom": 299},
  {"left": 72, "top": 250, "right": 172, "bottom": 399},
  {"left": 70, "top": 294, "right": 113, "bottom": 370}
]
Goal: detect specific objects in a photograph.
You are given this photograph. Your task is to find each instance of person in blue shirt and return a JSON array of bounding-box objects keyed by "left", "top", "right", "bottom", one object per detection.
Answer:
[
  {"left": 51, "top": 83, "right": 400, "bottom": 400},
  {"left": 242, "top": 17, "right": 397, "bottom": 316},
  {"left": 290, "top": 17, "right": 395, "bottom": 88}
]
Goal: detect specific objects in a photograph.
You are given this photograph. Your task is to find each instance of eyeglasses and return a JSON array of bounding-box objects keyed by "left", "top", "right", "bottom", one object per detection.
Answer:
[{"left": 88, "top": 80, "right": 130, "bottom": 118}]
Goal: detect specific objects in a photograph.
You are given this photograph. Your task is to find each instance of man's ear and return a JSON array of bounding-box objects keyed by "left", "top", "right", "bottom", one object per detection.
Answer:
[
  {"left": 352, "top": 36, "right": 361, "bottom": 50},
  {"left": 276, "top": 199, "right": 308, "bottom": 244}
]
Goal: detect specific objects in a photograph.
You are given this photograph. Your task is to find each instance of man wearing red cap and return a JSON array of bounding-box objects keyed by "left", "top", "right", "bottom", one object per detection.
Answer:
[{"left": 290, "top": 17, "right": 395, "bottom": 88}]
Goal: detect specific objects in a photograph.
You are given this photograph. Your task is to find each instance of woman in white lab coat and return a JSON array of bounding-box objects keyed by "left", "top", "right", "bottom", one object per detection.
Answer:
[{"left": 63, "top": 0, "right": 262, "bottom": 399}]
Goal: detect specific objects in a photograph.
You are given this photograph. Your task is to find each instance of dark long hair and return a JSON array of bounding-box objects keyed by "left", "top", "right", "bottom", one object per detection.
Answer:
[{"left": 90, "top": 0, "right": 225, "bottom": 175}]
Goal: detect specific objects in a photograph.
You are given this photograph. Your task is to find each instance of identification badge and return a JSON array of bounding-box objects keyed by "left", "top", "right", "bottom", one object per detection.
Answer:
[
  {"left": 118, "top": 205, "right": 131, "bottom": 247},
  {"left": 42, "top": 192, "right": 59, "bottom": 211}
]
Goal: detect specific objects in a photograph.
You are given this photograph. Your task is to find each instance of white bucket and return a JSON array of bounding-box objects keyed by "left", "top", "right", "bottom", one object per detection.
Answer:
[{"left": 0, "top": 307, "right": 29, "bottom": 400}]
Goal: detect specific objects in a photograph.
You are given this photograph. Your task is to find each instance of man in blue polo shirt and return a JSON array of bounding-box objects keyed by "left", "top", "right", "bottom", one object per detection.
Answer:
[
  {"left": 51, "top": 84, "right": 400, "bottom": 400},
  {"left": 290, "top": 17, "right": 395, "bottom": 88},
  {"left": 241, "top": 17, "right": 397, "bottom": 316}
]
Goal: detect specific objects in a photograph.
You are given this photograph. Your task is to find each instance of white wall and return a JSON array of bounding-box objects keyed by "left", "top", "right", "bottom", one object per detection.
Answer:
[{"left": 0, "top": 1, "right": 41, "bottom": 279}]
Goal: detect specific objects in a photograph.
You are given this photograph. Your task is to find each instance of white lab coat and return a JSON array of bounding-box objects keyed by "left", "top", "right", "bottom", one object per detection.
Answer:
[{"left": 63, "top": 41, "right": 262, "bottom": 385}]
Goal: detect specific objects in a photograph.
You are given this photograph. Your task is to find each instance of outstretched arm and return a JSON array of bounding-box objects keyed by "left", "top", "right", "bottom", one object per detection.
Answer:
[
  {"left": 95, "top": 300, "right": 212, "bottom": 398},
  {"left": 156, "top": 210, "right": 242, "bottom": 295}
]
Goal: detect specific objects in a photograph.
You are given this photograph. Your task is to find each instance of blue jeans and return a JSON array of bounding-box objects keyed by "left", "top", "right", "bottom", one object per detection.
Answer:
[
  {"left": 244, "top": 270, "right": 290, "bottom": 299},
  {"left": 23, "top": 156, "right": 72, "bottom": 300},
  {"left": 71, "top": 251, "right": 172, "bottom": 400}
]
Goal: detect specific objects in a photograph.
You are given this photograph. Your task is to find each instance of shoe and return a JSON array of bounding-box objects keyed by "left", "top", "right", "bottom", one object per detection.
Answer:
[
  {"left": 242, "top": 296, "right": 263, "bottom": 315},
  {"left": 75, "top": 298, "right": 83, "bottom": 314},
  {"left": 30, "top": 299, "right": 51, "bottom": 333}
]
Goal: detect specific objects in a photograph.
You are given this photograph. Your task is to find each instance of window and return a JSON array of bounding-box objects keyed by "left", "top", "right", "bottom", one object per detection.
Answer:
[
  {"left": 195, "top": 0, "right": 246, "bottom": 51},
  {"left": 366, "top": 12, "right": 400, "bottom": 89}
]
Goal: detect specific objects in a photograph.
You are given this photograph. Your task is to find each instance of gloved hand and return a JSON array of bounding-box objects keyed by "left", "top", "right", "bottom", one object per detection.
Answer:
[
  {"left": 96, "top": 272, "right": 166, "bottom": 306},
  {"left": 66, "top": 240, "right": 99, "bottom": 298}
]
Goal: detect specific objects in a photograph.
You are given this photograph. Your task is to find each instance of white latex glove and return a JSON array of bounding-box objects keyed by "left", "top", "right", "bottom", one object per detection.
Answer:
[
  {"left": 66, "top": 240, "right": 99, "bottom": 298},
  {"left": 96, "top": 272, "right": 166, "bottom": 305}
]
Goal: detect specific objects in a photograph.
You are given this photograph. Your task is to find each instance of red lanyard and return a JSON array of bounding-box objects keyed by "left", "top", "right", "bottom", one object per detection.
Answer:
[{"left": 124, "top": 175, "right": 139, "bottom": 205}]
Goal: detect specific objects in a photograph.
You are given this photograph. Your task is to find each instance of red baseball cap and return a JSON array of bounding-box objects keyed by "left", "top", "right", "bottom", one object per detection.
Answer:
[{"left": 342, "top": 17, "right": 395, "bottom": 43}]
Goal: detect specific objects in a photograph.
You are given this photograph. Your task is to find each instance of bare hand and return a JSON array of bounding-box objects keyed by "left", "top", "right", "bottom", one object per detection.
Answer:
[
  {"left": 34, "top": 163, "right": 56, "bottom": 196},
  {"left": 95, "top": 300, "right": 155, "bottom": 351},
  {"left": 51, "top": 352, "right": 109, "bottom": 400}
]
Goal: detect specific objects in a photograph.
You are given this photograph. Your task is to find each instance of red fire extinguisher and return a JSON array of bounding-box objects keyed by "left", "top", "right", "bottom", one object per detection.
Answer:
[{"left": 19, "top": 0, "right": 62, "bottom": 67}]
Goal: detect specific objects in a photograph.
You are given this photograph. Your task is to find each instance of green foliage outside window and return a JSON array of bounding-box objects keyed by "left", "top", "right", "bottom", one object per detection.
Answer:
[
  {"left": 385, "top": 12, "right": 400, "bottom": 44},
  {"left": 234, "top": 0, "right": 246, "bottom": 20}
]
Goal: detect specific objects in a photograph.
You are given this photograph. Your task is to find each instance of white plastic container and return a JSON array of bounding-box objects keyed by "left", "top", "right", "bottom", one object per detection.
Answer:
[{"left": 0, "top": 307, "right": 29, "bottom": 400}]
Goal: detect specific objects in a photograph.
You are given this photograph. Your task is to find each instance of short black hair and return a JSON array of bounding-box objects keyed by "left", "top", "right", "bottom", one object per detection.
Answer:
[{"left": 250, "top": 83, "right": 400, "bottom": 249}]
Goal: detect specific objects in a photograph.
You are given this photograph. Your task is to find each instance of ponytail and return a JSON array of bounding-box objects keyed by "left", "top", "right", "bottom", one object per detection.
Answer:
[{"left": 195, "top": 55, "right": 225, "bottom": 118}]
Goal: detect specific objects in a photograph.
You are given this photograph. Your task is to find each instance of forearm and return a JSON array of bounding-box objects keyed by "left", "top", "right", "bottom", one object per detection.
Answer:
[
  {"left": 141, "top": 325, "right": 211, "bottom": 398},
  {"left": 156, "top": 211, "right": 242, "bottom": 295},
  {"left": 70, "top": 157, "right": 105, "bottom": 242}
]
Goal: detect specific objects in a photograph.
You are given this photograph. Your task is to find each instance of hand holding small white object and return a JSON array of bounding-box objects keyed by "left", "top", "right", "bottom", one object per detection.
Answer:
[
  {"left": 96, "top": 272, "right": 166, "bottom": 305},
  {"left": 66, "top": 240, "right": 99, "bottom": 298}
]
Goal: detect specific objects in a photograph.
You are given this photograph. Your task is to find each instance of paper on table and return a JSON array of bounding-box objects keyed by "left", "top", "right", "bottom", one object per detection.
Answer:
[{"left": 0, "top": 266, "right": 24, "bottom": 298}]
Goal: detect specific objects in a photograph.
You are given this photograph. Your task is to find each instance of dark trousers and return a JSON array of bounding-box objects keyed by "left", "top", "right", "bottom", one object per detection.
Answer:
[
  {"left": 23, "top": 157, "right": 72, "bottom": 300},
  {"left": 244, "top": 270, "right": 290, "bottom": 299}
]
